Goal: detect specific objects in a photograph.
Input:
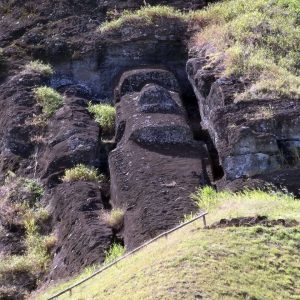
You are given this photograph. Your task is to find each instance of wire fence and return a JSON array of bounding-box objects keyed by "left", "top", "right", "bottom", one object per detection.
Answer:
[{"left": 47, "top": 211, "right": 208, "bottom": 299}]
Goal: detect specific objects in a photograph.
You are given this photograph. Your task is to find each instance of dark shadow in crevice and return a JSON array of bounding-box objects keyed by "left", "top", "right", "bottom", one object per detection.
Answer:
[
  {"left": 200, "top": 129, "right": 224, "bottom": 181},
  {"left": 181, "top": 93, "right": 224, "bottom": 181}
]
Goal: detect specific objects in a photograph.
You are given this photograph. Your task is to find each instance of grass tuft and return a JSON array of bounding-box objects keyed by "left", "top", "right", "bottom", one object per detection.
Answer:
[
  {"left": 0, "top": 218, "right": 51, "bottom": 276},
  {"left": 104, "top": 243, "right": 125, "bottom": 264},
  {"left": 62, "top": 164, "right": 105, "bottom": 183},
  {"left": 0, "top": 173, "right": 52, "bottom": 291},
  {"left": 25, "top": 60, "right": 54, "bottom": 76},
  {"left": 88, "top": 103, "right": 116, "bottom": 136},
  {"left": 100, "top": 208, "right": 125, "bottom": 230},
  {"left": 34, "top": 86, "right": 63, "bottom": 118}
]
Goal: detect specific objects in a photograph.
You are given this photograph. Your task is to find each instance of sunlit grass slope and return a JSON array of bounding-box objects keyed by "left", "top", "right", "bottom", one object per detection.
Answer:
[
  {"left": 99, "top": 0, "right": 300, "bottom": 101},
  {"left": 37, "top": 188, "right": 300, "bottom": 300}
]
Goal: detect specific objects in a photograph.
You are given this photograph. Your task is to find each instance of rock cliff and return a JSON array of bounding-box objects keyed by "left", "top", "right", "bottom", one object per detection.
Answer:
[{"left": 0, "top": 0, "right": 299, "bottom": 298}]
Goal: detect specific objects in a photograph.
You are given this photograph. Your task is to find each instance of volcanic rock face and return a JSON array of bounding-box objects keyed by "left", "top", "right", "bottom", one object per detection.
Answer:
[
  {"left": 0, "top": 70, "right": 114, "bottom": 296},
  {"left": 109, "top": 68, "right": 211, "bottom": 250},
  {"left": 0, "top": 70, "right": 49, "bottom": 179},
  {"left": 36, "top": 90, "right": 104, "bottom": 186},
  {"left": 187, "top": 44, "right": 300, "bottom": 194},
  {"left": 46, "top": 181, "right": 112, "bottom": 280},
  {"left": 1, "top": 0, "right": 299, "bottom": 298}
]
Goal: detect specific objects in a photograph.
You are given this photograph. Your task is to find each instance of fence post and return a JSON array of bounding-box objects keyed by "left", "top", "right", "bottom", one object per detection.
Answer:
[{"left": 203, "top": 215, "right": 207, "bottom": 228}]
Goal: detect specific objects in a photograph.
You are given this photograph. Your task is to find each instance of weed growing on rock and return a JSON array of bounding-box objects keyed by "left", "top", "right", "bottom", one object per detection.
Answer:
[
  {"left": 104, "top": 243, "right": 125, "bottom": 264},
  {"left": 88, "top": 103, "right": 116, "bottom": 136},
  {"left": 25, "top": 60, "right": 54, "bottom": 76},
  {"left": 24, "top": 178, "right": 44, "bottom": 203},
  {"left": 101, "top": 208, "right": 125, "bottom": 231},
  {"left": 1, "top": 173, "right": 44, "bottom": 206},
  {"left": 43, "top": 235, "right": 57, "bottom": 252},
  {"left": 62, "top": 164, "right": 105, "bottom": 183},
  {"left": 34, "top": 86, "right": 63, "bottom": 118}
]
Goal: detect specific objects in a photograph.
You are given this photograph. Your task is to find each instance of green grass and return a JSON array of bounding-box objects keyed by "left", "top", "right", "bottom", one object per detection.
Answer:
[
  {"left": 191, "top": 186, "right": 300, "bottom": 224},
  {"left": 191, "top": 0, "right": 300, "bottom": 100},
  {"left": 88, "top": 103, "right": 116, "bottom": 136},
  {"left": 37, "top": 225, "right": 300, "bottom": 300},
  {"left": 36, "top": 188, "right": 300, "bottom": 300},
  {"left": 0, "top": 218, "right": 50, "bottom": 277},
  {"left": 24, "top": 178, "right": 44, "bottom": 197},
  {"left": 25, "top": 60, "right": 54, "bottom": 76},
  {"left": 34, "top": 86, "right": 63, "bottom": 118},
  {"left": 62, "top": 164, "right": 105, "bottom": 183},
  {"left": 99, "top": 5, "right": 185, "bottom": 33},
  {"left": 104, "top": 243, "right": 126, "bottom": 265},
  {"left": 0, "top": 174, "right": 51, "bottom": 278}
]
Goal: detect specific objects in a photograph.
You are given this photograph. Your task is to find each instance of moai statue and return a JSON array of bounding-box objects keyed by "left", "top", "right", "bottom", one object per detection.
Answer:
[{"left": 109, "top": 68, "right": 211, "bottom": 250}]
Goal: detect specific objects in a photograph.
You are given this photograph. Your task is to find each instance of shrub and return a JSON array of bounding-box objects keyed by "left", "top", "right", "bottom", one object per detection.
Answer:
[
  {"left": 23, "top": 178, "right": 44, "bottom": 203},
  {"left": 101, "top": 208, "right": 125, "bottom": 230},
  {"left": 62, "top": 164, "right": 105, "bottom": 183},
  {"left": 34, "top": 86, "right": 63, "bottom": 118},
  {"left": 88, "top": 103, "right": 116, "bottom": 136},
  {"left": 99, "top": 5, "right": 185, "bottom": 33},
  {"left": 25, "top": 60, "right": 54, "bottom": 76},
  {"left": 104, "top": 243, "right": 125, "bottom": 264}
]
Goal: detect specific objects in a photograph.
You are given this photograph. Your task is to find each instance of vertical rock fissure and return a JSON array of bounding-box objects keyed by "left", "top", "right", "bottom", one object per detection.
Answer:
[{"left": 182, "top": 93, "right": 224, "bottom": 182}]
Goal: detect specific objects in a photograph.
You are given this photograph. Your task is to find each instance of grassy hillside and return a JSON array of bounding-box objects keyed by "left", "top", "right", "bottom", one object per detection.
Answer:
[
  {"left": 99, "top": 0, "right": 300, "bottom": 101},
  {"left": 37, "top": 189, "right": 300, "bottom": 300}
]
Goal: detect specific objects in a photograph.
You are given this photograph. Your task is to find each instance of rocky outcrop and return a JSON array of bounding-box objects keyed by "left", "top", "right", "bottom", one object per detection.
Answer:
[
  {"left": 36, "top": 89, "right": 105, "bottom": 187},
  {"left": 1, "top": 0, "right": 299, "bottom": 297},
  {"left": 187, "top": 44, "right": 300, "bottom": 195},
  {"left": 51, "top": 8, "right": 191, "bottom": 101},
  {"left": 46, "top": 181, "right": 112, "bottom": 280},
  {"left": 0, "top": 70, "right": 49, "bottom": 180},
  {"left": 109, "top": 68, "right": 211, "bottom": 250}
]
